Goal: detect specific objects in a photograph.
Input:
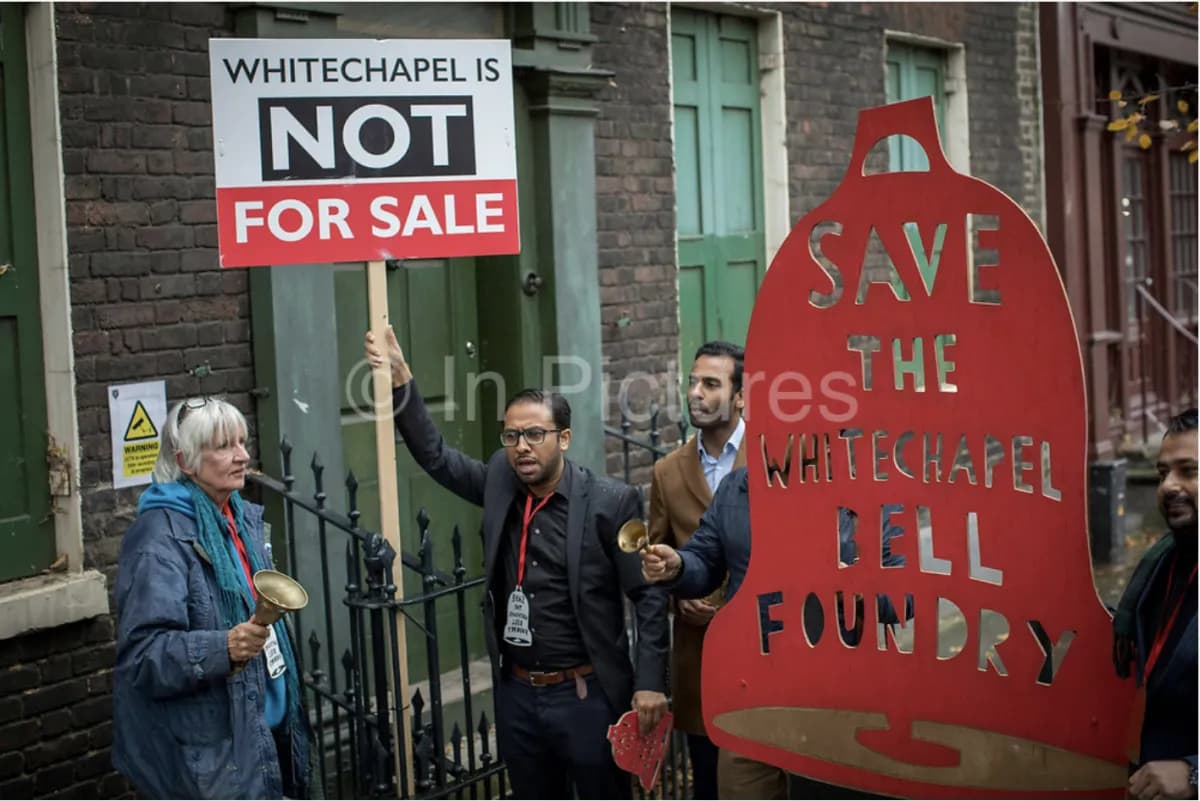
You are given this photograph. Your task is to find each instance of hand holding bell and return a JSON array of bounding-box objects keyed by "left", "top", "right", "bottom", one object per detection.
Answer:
[
  {"left": 250, "top": 569, "right": 309, "bottom": 626},
  {"left": 229, "top": 570, "right": 308, "bottom": 676}
]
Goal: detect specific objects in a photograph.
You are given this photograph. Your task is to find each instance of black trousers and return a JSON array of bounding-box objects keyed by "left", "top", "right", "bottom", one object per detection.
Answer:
[
  {"left": 686, "top": 733, "right": 719, "bottom": 799},
  {"left": 496, "top": 671, "right": 631, "bottom": 799}
]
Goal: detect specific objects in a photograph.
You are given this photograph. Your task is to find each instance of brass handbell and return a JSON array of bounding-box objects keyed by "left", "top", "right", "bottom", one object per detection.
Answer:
[
  {"left": 229, "top": 570, "right": 307, "bottom": 676},
  {"left": 617, "top": 518, "right": 649, "bottom": 553},
  {"left": 251, "top": 569, "right": 309, "bottom": 626}
]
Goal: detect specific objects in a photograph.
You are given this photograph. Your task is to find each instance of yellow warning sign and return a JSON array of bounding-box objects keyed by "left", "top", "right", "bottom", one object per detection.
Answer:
[
  {"left": 123, "top": 440, "right": 160, "bottom": 478},
  {"left": 124, "top": 400, "right": 159, "bottom": 442},
  {"left": 109, "top": 380, "right": 166, "bottom": 489}
]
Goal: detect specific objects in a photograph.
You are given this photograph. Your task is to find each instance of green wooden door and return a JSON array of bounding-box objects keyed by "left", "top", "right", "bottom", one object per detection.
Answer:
[
  {"left": 335, "top": 260, "right": 486, "bottom": 680},
  {"left": 885, "top": 42, "right": 946, "bottom": 171},
  {"left": 0, "top": 5, "right": 51, "bottom": 583},
  {"left": 672, "top": 8, "right": 766, "bottom": 366}
]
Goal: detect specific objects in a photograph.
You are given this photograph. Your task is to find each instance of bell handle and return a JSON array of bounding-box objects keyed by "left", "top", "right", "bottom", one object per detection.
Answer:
[{"left": 845, "top": 96, "right": 954, "bottom": 181}]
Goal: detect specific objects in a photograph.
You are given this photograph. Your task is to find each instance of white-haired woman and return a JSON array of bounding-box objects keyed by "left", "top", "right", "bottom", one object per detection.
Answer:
[{"left": 113, "top": 396, "right": 310, "bottom": 799}]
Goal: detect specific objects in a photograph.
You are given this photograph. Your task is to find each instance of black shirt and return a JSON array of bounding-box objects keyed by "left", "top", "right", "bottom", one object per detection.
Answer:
[{"left": 498, "top": 466, "right": 589, "bottom": 671}]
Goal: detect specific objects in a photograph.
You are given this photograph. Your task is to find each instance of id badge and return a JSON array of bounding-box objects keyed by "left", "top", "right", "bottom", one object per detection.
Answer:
[
  {"left": 503, "top": 587, "right": 533, "bottom": 647},
  {"left": 264, "top": 625, "right": 287, "bottom": 679}
]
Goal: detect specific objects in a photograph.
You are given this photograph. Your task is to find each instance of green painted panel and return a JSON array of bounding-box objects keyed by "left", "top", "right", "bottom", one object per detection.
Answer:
[
  {"left": 719, "top": 36, "right": 751, "bottom": 85},
  {"left": 886, "top": 42, "right": 945, "bottom": 173},
  {"left": 672, "top": 8, "right": 764, "bottom": 366},
  {"left": 672, "top": 32, "right": 697, "bottom": 83},
  {"left": 0, "top": 4, "right": 52, "bottom": 582},
  {"left": 404, "top": 261, "right": 452, "bottom": 399},
  {"left": 720, "top": 107, "right": 755, "bottom": 232},
  {"left": 678, "top": 263, "right": 706, "bottom": 374},
  {"left": 675, "top": 106, "right": 702, "bottom": 236},
  {"left": 719, "top": 258, "right": 758, "bottom": 345},
  {"left": 0, "top": 319, "right": 27, "bottom": 520},
  {"left": 886, "top": 59, "right": 903, "bottom": 169},
  {"left": 333, "top": 258, "right": 486, "bottom": 681}
]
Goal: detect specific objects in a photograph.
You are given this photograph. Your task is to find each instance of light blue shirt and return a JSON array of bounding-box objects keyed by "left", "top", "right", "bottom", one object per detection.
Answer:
[{"left": 697, "top": 417, "right": 745, "bottom": 495}]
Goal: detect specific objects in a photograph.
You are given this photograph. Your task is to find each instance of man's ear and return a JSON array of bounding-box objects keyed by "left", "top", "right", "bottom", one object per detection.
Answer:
[
  {"left": 559, "top": 428, "right": 572, "bottom": 452},
  {"left": 733, "top": 388, "right": 745, "bottom": 412}
]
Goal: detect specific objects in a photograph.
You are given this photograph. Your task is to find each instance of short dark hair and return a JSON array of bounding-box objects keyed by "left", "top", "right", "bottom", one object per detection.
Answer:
[
  {"left": 693, "top": 341, "right": 745, "bottom": 393},
  {"left": 1166, "top": 407, "right": 1198, "bottom": 436},
  {"left": 506, "top": 388, "right": 571, "bottom": 430}
]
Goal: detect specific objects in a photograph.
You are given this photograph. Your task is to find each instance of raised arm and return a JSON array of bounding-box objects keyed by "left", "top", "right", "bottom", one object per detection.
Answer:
[{"left": 367, "top": 327, "right": 486, "bottom": 506}]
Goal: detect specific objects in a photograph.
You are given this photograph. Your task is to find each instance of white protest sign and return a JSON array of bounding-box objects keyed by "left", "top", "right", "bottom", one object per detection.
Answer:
[
  {"left": 209, "top": 38, "right": 519, "bottom": 268},
  {"left": 108, "top": 381, "right": 167, "bottom": 489}
]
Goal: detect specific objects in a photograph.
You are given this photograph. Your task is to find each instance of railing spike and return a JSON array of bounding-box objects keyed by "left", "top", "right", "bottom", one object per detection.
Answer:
[
  {"left": 345, "top": 471, "right": 360, "bottom": 526},
  {"left": 416, "top": 506, "right": 430, "bottom": 532},
  {"left": 452, "top": 525, "right": 464, "bottom": 574}
]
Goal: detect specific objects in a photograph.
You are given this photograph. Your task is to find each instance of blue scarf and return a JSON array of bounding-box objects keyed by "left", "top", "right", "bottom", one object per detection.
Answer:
[{"left": 138, "top": 480, "right": 303, "bottom": 733}]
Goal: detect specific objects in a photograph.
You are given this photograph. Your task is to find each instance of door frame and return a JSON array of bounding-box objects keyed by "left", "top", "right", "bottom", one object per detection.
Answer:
[{"left": 0, "top": 3, "right": 107, "bottom": 639}]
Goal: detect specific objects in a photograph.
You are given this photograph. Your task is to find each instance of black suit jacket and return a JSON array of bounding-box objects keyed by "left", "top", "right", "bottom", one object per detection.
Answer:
[
  {"left": 392, "top": 381, "right": 669, "bottom": 711},
  {"left": 1131, "top": 548, "right": 1198, "bottom": 768}
]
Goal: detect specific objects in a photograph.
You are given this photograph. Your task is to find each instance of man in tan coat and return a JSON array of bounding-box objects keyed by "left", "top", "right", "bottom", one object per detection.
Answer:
[{"left": 648, "top": 341, "right": 747, "bottom": 799}]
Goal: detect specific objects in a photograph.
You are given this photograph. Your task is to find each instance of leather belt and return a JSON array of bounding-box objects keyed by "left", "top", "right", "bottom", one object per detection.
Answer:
[{"left": 509, "top": 663, "right": 594, "bottom": 687}]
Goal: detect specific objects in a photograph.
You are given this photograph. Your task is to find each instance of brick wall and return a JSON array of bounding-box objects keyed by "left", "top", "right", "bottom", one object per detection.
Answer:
[
  {"left": 0, "top": 619, "right": 127, "bottom": 799},
  {"left": 1015, "top": 2, "right": 1046, "bottom": 232},
  {"left": 592, "top": 3, "right": 1044, "bottom": 488},
  {"left": 591, "top": 3, "right": 684, "bottom": 484},
  {"left": 781, "top": 2, "right": 1042, "bottom": 224},
  {"left": 0, "top": 4, "right": 246, "bottom": 797},
  {"left": 58, "top": 1, "right": 248, "bottom": 586}
]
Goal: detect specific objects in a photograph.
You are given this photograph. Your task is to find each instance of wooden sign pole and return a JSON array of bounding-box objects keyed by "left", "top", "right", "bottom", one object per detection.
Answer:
[{"left": 367, "top": 258, "right": 414, "bottom": 797}]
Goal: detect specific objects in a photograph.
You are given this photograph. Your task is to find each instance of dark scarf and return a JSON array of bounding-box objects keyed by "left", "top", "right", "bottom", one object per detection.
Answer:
[{"left": 1113, "top": 532, "right": 1180, "bottom": 684}]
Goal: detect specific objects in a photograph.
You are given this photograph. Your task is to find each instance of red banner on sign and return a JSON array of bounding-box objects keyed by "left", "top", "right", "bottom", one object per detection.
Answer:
[
  {"left": 215, "top": 178, "right": 519, "bottom": 267},
  {"left": 701, "top": 98, "right": 1135, "bottom": 798}
]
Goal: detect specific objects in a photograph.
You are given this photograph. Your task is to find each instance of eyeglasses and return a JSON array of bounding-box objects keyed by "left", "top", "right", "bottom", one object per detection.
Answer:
[
  {"left": 500, "top": 427, "right": 562, "bottom": 447},
  {"left": 176, "top": 396, "right": 211, "bottom": 426}
]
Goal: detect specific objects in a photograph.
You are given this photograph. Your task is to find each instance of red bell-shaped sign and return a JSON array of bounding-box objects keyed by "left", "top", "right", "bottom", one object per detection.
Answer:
[{"left": 702, "top": 98, "right": 1135, "bottom": 798}]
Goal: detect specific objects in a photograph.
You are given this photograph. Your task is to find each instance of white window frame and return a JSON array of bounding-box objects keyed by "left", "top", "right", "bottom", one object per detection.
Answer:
[{"left": 883, "top": 30, "right": 971, "bottom": 176}]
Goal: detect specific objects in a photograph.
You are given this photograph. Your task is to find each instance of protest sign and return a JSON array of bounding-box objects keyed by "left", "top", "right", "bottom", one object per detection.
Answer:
[
  {"left": 702, "top": 98, "right": 1135, "bottom": 797},
  {"left": 209, "top": 38, "right": 518, "bottom": 268}
]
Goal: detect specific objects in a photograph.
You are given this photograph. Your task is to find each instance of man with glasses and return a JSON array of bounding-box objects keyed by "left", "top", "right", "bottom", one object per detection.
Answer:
[{"left": 366, "top": 327, "right": 669, "bottom": 799}]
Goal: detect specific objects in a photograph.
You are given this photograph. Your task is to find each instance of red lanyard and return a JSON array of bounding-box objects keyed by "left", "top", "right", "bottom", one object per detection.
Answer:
[
  {"left": 223, "top": 504, "right": 257, "bottom": 601},
  {"left": 1144, "top": 556, "right": 1196, "bottom": 679},
  {"left": 516, "top": 494, "right": 552, "bottom": 587}
]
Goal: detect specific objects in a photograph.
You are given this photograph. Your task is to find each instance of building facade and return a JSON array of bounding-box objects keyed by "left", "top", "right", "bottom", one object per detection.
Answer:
[
  {"left": 2, "top": 2, "right": 1051, "bottom": 797},
  {"left": 1041, "top": 2, "right": 1198, "bottom": 463}
]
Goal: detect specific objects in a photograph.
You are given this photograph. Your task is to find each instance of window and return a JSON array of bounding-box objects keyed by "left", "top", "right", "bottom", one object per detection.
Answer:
[
  {"left": 885, "top": 41, "right": 946, "bottom": 171},
  {"left": 1169, "top": 151, "right": 1197, "bottom": 320}
]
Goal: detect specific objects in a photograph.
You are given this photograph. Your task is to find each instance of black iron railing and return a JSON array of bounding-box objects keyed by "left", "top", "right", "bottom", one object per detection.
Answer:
[
  {"left": 244, "top": 413, "right": 701, "bottom": 800},
  {"left": 605, "top": 404, "right": 687, "bottom": 487},
  {"left": 247, "top": 440, "right": 504, "bottom": 800}
]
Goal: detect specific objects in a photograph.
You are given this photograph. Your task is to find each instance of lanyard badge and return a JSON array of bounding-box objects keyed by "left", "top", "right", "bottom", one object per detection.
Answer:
[{"left": 503, "top": 494, "right": 551, "bottom": 647}]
